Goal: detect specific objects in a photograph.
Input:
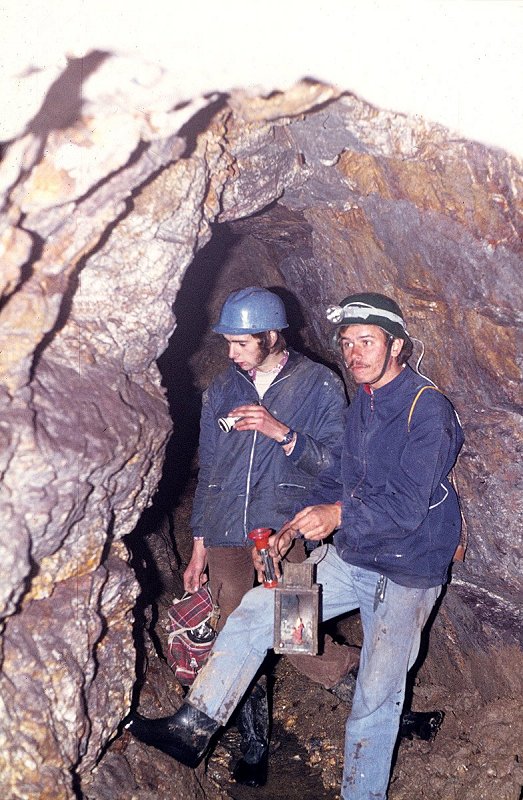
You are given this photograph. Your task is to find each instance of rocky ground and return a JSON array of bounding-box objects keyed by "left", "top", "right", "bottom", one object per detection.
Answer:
[
  {"left": 95, "top": 608, "right": 522, "bottom": 800},
  {"left": 83, "top": 484, "right": 522, "bottom": 800},
  {"left": 206, "top": 656, "right": 522, "bottom": 800}
]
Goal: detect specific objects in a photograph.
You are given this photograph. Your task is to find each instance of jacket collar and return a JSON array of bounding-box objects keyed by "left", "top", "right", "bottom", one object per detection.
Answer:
[
  {"left": 233, "top": 347, "right": 302, "bottom": 382},
  {"left": 360, "top": 364, "right": 414, "bottom": 400}
]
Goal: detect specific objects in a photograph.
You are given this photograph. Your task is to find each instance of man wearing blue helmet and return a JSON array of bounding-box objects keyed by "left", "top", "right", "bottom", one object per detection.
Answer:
[
  {"left": 127, "top": 291, "right": 464, "bottom": 799},
  {"left": 185, "top": 287, "right": 350, "bottom": 622},
  {"left": 182, "top": 286, "right": 356, "bottom": 784}
]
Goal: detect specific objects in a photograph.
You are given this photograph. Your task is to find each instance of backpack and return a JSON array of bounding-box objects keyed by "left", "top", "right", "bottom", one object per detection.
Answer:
[
  {"left": 167, "top": 586, "right": 220, "bottom": 686},
  {"left": 407, "top": 385, "right": 468, "bottom": 562}
]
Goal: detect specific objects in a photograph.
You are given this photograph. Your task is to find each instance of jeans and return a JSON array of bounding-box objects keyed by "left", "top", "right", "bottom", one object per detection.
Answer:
[
  {"left": 189, "top": 544, "right": 440, "bottom": 800},
  {"left": 207, "top": 543, "right": 359, "bottom": 686}
]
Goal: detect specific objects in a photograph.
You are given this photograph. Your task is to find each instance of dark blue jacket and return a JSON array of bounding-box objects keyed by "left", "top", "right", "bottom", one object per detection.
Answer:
[
  {"left": 191, "top": 349, "right": 348, "bottom": 547},
  {"left": 309, "top": 365, "right": 464, "bottom": 588}
]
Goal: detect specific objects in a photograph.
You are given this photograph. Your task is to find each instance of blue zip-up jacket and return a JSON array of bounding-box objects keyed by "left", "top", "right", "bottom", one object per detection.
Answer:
[
  {"left": 308, "top": 365, "right": 464, "bottom": 588},
  {"left": 190, "top": 349, "right": 348, "bottom": 547}
]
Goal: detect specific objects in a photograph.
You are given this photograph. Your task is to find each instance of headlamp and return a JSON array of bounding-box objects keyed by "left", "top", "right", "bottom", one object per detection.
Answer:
[
  {"left": 326, "top": 305, "right": 344, "bottom": 324},
  {"left": 325, "top": 302, "right": 408, "bottom": 334}
]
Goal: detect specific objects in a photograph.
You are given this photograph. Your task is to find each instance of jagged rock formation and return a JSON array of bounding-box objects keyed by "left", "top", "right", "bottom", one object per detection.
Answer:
[{"left": 0, "top": 40, "right": 521, "bottom": 799}]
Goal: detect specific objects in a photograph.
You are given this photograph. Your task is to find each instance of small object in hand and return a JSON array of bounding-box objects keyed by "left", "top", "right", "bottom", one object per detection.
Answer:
[
  {"left": 248, "top": 528, "right": 278, "bottom": 588},
  {"left": 217, "top": 415, "right": 242, "bottom": 432}
]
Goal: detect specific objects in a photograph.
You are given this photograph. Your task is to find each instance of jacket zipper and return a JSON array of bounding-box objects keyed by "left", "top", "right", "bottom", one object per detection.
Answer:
[
  {"left": 238, "top": 369, "right": 292, "bottom": 540},
  {"left": 350, "top": 386, "right": 374, "bottom": 499},
  {"left": 243, "top": 430, "right": 258, "bottom": 537},
  {"left": 266, "top": 373, "right": 291, "bottom": 390}
]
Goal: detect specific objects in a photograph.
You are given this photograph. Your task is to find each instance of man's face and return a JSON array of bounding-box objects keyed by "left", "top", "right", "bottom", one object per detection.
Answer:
[
  {"left": 338, "top": 324, "right": 402, "bottom": 388},
  {"left": 223, "top": 334, "right": 267, "bottom": 372}
]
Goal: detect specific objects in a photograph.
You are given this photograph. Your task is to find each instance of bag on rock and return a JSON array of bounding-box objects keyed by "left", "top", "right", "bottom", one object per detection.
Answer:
[{"left": 167, "top": 586, "right": 219, "bottom": 686}]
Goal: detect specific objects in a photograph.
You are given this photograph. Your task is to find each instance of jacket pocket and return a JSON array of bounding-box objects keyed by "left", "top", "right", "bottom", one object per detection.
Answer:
[
  {"left": 275, "top": 482, "right": 308, "bottom": 516},
  {"left": 201, "top": 484, "right": 223, "bottom": 529}
]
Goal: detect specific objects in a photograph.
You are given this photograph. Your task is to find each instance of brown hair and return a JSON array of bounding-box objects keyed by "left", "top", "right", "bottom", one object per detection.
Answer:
[
  {"left": 397, "top": 336, "right": 413, "bottom": 366},
  {"left": 252, "top": 331, "right": 286, "bottom": 360}
]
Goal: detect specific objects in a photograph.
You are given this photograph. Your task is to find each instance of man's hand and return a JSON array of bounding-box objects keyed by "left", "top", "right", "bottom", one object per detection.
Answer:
[
  {"left": 183, "top": 539, "right": 208, "bottom": 593},
  {"left": 269, "top": 522, "right": 298, "bottom": 563},
  {"left": 229, "top": 404, "right": 291, "bottom": 443},
  {"left": 287, "top": 503, "right": 342, "bottom": 541}
]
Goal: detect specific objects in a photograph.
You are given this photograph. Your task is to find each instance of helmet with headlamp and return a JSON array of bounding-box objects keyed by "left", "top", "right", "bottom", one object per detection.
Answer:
[
  {"left": 326, "top": 292, "right": 414, "bottom": 383},
  {"left": 326, "top": 292, "right": 409, "bottom": 340}
]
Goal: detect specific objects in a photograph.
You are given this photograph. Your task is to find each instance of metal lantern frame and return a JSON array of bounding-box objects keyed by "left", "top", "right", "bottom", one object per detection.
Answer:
[{"left": 273, "top": 561, "right": 319, "bottom": 655}]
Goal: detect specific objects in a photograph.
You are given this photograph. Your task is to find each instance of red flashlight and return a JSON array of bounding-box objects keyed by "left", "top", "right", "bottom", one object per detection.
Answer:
[{"left": 248, "top": 528, "right": 278, "bottom": 588}]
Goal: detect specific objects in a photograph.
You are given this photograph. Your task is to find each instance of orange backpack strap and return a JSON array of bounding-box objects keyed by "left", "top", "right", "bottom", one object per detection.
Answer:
[
  {"left": 407, "top": 385, "right": 443, "bottom": 432},
  {"left": 407, "top": 384, "right": 467, "bottom": 562}
]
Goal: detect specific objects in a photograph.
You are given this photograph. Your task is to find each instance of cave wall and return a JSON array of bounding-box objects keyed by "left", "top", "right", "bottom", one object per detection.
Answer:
[{"left": 0, "top": 37, "right": 522, "bottom": 800}]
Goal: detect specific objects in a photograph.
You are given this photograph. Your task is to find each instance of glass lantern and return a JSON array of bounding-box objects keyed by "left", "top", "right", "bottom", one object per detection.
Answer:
[{"left": 273, "top": 561, "right": 319, "bottom": 655}]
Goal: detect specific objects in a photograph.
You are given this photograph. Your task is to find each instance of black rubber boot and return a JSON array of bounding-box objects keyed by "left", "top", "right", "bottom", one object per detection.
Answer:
[
  {"left": 232, "top": 677, "right": 270, "bottom": 787},
  {"left": 329, "top": 670, "right": 444, "bottom": 743},
  {"left": 330, "top": 668, "right": 358, "bottom": 704},
  {"left": 124, "top": 703, "right": 220, "bottom": 767},
  {"left": 399, "top": 710, "right": 444, "bottom": 741}
]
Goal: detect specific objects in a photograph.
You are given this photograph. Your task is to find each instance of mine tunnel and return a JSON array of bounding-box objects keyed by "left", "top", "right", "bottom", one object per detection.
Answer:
[
  {"left": 1, "top": 30, "right": 522, "bottom": 800},
  {"left": 113, "top": 207, "right": 522, "bottom": 800}
]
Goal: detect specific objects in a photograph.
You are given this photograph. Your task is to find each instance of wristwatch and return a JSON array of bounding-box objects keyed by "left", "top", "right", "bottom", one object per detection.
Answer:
[{"left": 279, "top": 428, "right": 295, "bottom": 446}]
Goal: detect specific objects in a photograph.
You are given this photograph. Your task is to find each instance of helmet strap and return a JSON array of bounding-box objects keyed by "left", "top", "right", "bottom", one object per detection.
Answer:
[{"left": 367, "top": 334, "right": 395, "bottom": 386}]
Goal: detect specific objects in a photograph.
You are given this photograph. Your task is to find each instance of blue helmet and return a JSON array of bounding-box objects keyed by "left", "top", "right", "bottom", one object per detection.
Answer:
[{"left": 212, "top": 287, "right": 289, "bottom": 334}]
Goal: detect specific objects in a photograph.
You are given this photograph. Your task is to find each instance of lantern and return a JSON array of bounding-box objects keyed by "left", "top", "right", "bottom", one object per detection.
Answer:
[{"left": 273, "top": 561, "right": 319, "bottom": 655}]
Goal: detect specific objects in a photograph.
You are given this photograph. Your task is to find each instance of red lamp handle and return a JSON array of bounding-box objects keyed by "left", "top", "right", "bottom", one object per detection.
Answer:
[
  {"left": 248, "top": 528, "right": 278, "bottom": 588},
  {"left": 248, "top": 527, "right": 272, "bottom": 550}
]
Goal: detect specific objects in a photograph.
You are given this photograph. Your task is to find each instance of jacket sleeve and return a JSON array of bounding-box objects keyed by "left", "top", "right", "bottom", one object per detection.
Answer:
[
  {"left": 189, "top": 387, "right": 218, "bottom": 538},
  {"left": 288, "top": 374, "right": 348, "bottom": 477},
  {"left": 302, "top": 438, "right": 345, "bottom": 504},
  {"left": 350, "top": 394, "right": 463, "bottom": 532}
]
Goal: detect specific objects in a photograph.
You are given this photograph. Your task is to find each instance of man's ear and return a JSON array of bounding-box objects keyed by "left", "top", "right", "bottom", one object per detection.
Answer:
[
  {"left": 268, "top": 330, "right": 278, "bottom": 348},
  {"left": 391, "top": 338, "right": 403, "bottom": 358}
]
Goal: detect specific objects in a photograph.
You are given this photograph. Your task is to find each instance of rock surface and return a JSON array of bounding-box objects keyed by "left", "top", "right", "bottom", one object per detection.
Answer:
[{"left": 0, "top": 41, "right": 521, "bottom": 799}]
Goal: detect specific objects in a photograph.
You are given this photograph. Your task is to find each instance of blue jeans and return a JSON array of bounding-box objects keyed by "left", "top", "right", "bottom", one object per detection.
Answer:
[{"left": 188, "top": 544, "right": 440, "bottom": 800}]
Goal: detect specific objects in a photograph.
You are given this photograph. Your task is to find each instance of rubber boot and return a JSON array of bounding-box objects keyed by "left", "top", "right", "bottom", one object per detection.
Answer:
[
  {"left": 399, "top": 710, "right": 444, "bottom": 741},
  {"left": 329, "top": 667, "right": 358, "bottom": 704},
  {"left": 124, "top": 703, "right": 220, "bottom": 767},
  {"left": 232, "top": 677, "right": 269, "bottom": 787}
]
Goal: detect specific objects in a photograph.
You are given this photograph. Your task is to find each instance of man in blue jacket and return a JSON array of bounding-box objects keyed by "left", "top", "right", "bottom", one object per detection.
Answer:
[
  {"left": 184, "top": 286, "right": 349, "bottom": 625},
  {"left": 180, "top": 286, "right": 358, "bottom": 784},
  {"left": 127, "top": 292, "right": 464, "bottom": 800}
]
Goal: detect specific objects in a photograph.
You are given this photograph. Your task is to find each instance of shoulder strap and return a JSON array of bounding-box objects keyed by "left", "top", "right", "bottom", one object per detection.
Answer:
[
  {"left": 407, "top": 385, "right": 468, "bottom": 562},
  {"left": 407, "top": 385, "right": 443, "bottom": 432}
]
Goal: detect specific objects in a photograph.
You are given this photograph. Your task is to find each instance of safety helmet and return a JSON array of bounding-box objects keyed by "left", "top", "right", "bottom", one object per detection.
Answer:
[
  {"left": 326, "top": 292, "right": 409, "bottom": 340},
  {"left": 212, "top": 287, "right": 289, "bottom": 335}
]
